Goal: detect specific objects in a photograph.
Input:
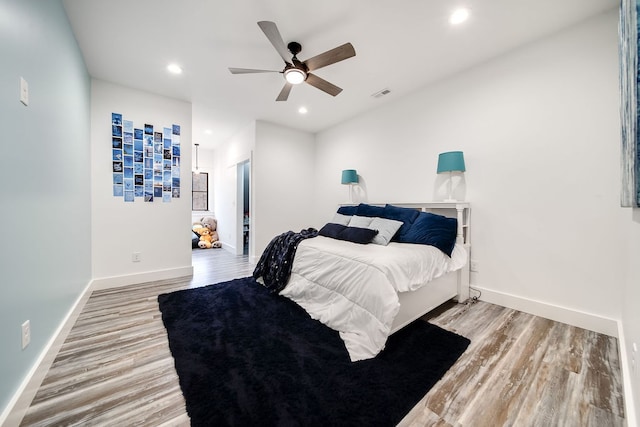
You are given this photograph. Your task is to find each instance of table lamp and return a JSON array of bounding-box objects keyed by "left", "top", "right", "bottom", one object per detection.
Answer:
[
  {"left": 437, "top": 151, "right": 465, "bottom": 202},
  {"left": 341, "top": 169, "right": 358, "bottom": 203}
]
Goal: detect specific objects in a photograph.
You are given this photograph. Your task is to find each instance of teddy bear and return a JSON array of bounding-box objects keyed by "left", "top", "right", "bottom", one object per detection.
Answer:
[
  {"left": 193, "top": 216, "right": 221, "bottom": 248},
  {"left": 200, "top": 216, "right": 221, "bottom": 247},
  {"left": 197, "top": 227, "right": 215, "bottom": 249}
]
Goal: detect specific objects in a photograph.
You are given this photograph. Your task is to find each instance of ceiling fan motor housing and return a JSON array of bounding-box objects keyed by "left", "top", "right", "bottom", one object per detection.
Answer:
[{"left": 287, "top": 41, "right": 302, "bottom": 56}]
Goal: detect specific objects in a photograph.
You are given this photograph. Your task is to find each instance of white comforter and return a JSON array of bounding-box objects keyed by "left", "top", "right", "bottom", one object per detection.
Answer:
[{"left": 279, "top": 236, "right": 467, "bottom": 361}]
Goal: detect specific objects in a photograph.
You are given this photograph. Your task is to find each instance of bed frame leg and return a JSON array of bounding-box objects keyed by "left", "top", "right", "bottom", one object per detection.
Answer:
[
  {"left": 453, "top": 205, "right": 470, "bottom": 303},
  {"left": 455, "top": 243, "right": 471, "bottom": 303}
]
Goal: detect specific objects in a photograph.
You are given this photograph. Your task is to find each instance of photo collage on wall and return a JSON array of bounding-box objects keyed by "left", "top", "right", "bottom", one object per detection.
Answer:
[{"left": 111, "top": 113, "right": 181, "bottom": 203}]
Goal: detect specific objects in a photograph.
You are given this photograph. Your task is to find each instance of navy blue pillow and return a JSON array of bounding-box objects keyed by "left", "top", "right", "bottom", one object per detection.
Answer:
[
  {"left": 399, "top": 212, "right": 457, "bottom": 256},
  {"left": 337, "top": 205, "right": 358, "bottom": 215},
  {"left": 339, "top": 226, "right": 378, "bottom": 244},
  {"left": 383, "top": 204, "right": 420, "bottom": 241},
  {"left": 356, "top": 203, "right": 385, "bottom": 218},
  {"left": 319, "top": 223, "right": 346, "bottom": 239},
  {"left": 319, "top": 223, "right": 378, "bottom": 244}
]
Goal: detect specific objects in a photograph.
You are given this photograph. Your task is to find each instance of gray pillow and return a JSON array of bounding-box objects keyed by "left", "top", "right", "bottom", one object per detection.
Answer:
[
  {"left": 330, "top": 212, "right": 352, "bottom": 226},
  {"left": 348, "top": 215, "right": 374, "bottom": 228},
  {"left": 368, "top": 217, "right": 404, "bottom": 246}
]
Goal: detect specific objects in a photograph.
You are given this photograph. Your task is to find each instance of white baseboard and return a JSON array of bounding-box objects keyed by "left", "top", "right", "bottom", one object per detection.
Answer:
[
  {"left": 0, "top": 280, "right": 94, "bottom": 427},
  {"left": 617, "top": 321, "right": 638, "bottom": 427},
  {"left": 475, "top": 286, "right": 618, "bottom": 337},
  {"left": 91, "top": 266, "right": 193, "bottom": 290},
  {"left": 220, "top": 241, "right": 236, "bottom": 255}
]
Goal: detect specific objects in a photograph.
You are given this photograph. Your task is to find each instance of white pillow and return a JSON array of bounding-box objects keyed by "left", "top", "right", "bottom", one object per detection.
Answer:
[
  {"left": 330, "top": 212, "right": 352, "bottom": 226},
  {"left": 348, "top": 215, "right": 374, "bottom": 228},
  {"left": 368, "top": 217, "right": 403, "bottom": 246}
]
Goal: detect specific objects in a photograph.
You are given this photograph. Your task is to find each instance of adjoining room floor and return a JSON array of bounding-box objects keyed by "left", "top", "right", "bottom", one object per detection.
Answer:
[{"left": 19, "top": 249, "right": 625, "bottom": 426}]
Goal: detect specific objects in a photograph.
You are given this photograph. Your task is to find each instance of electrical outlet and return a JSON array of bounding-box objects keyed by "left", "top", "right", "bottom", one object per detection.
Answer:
[
  {"left": 470, "top": 260, "right": 479, "bottom": 272},
  {"left": 21, "top": 320, "right": 30, "bottom": 350},
  {"left": 132, "top": 252, "right": 141, "bottom": 262}
]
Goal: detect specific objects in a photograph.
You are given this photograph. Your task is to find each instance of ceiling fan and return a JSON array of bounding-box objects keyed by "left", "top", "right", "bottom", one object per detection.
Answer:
[{"left": 229, "top": 21, "right": 356, "bottom": 102}]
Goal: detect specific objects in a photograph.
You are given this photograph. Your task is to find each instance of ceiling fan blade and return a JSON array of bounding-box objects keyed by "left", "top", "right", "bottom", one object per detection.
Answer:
[
  {"left": 229, "top": 67, "right": 280, "bottom": 74},
  {"left": 257, "top": 21, "right": 291, "bottom": 64},
  {"left": 303, "top": 43, "right": 356, "bottom": 72},
  {"left": 276, "top": 82, "right": 293, "bottom": 101},
  {"left": 305, "top": 73, "right": 342, "bottom": 97}
]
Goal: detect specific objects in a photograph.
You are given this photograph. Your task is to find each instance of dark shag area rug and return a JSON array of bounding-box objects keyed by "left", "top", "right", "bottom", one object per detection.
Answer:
[{"left": 158, "top": 277, "right": 470, "bottom": 427}]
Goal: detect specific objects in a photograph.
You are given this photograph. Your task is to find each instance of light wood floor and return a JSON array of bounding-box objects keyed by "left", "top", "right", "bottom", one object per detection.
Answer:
[{"left": 19, "top": 249, "right": 625, "bottom": 426}]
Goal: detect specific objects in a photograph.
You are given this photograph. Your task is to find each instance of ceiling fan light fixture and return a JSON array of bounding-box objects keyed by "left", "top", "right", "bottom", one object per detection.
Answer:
[{"left": 284, "top": 68, "right": 306, "bottom": 85}]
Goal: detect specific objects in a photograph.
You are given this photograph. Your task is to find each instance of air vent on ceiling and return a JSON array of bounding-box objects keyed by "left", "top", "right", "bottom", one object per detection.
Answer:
[{"left": 371, "top": 88, "right": 391, "bottom": 98}]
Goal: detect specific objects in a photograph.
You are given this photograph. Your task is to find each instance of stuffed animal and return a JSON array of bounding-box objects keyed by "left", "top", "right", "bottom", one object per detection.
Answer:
[
  {"left": 201, "top": 216, "right": 217, "bottom": 231},
  {"left": 197, "top": 228, "right": 214, "bottom": 249},
  {"left": 193, "top": 217, "right": 221, "bottom": 248},
  {"left": 200, "top": 216, "right": 221, "bottom": 248}
]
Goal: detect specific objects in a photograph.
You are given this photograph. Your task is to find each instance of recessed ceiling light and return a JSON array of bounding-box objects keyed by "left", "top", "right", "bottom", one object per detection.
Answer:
[
  {"left": 298, "top": 106, "right": 308, "bottom": 114},
  {"left": 167, "top": 63, "right": 183, "bottom": 74},
  {"left": 204, "top": 129, "right": 213, "bottom": 135},
  {"left": 449, "top": 8, "right": 470, "bottom": 25}
]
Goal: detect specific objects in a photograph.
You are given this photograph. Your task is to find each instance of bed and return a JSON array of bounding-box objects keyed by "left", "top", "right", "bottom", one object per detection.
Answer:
[{"left": 260, "top": 202, "right": 471, "bottom": 361}]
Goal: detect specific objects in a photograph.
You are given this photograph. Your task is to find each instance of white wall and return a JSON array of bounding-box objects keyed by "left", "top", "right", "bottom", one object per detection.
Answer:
[
  {"left": 0, "top": 0, "right": 91, "bottom": 419},
  {"left": 91, "top": 79, "right": 193, "bottom": 287},
  {"left": 213, "top": 120, "right": 316, "bottom": 260},
  {"left": 253, "top": 121, "right": 316, "bottom": 259},
  {"left": 213, "top": 121, "right": 255, "bottom": 254},
  {"left": 314, "top": 11, "right": 625, "bottom": 333}
]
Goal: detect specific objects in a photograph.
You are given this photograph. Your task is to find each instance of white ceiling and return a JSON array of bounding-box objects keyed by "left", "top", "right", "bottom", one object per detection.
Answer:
[{"left": 62, "top": 0, "right": 618, "bottom": 149}]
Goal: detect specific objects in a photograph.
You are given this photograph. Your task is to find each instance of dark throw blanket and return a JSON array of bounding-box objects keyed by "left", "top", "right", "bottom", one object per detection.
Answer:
[
  {"left": 253, "top": 227, "right": 318, "bottom": 293},
  {"left": 158, "top": 277, "right": 471, "bottom": 427}
]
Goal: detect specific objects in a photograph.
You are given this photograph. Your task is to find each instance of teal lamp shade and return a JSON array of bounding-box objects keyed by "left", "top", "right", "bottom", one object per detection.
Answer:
[
  {"left": 341, "top": 169, "right": 359, "bottom": 184},
  {"left": 437, "top": 151, "right": 466, "bottom": 173}
]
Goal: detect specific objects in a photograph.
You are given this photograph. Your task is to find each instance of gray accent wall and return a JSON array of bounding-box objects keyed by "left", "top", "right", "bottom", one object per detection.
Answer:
[{"left": 0, "top": 0, "right": 91, "bottom": 414}]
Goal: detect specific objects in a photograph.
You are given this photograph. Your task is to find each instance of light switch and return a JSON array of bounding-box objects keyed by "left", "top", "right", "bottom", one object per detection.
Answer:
[{"left": 20, "top": 77, "right": 29, "bottom": 106}]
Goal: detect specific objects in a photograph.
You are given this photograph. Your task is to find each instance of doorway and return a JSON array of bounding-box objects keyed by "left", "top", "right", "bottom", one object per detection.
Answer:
[{"left": 238, "top": 160, "right": 250, "bottom": 256}]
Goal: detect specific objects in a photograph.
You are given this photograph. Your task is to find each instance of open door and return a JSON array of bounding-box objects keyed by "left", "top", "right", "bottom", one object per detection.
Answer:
[{"left": 236, "top": 160, "right": 250, "bottom": 256}]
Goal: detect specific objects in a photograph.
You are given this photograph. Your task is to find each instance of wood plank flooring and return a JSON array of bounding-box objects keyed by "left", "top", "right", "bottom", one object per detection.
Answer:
[{"left": 19, "top": 248, "right": 625, "bottom": 426}]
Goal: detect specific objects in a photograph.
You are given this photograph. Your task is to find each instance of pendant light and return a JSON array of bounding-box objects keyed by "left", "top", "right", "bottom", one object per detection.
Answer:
[{"left": 194, "top": 143, "right": 200, "bottom": 174}]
